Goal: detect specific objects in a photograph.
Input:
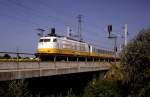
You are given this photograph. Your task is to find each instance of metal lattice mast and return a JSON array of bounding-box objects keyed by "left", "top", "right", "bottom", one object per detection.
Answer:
[
  {"left": 67, "top": 25, "right": 72, "bottom": 37},
  {"left": 77, "top": 15, "right": 83, "bottom": 41},
  {"left": 124, "top": 24, "right": 128, "bottom": 46}
]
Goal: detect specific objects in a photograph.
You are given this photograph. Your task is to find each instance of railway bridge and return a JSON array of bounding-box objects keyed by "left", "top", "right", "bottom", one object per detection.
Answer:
[{"left": 0, "top": 61, "right": 112, "bottom": 81}]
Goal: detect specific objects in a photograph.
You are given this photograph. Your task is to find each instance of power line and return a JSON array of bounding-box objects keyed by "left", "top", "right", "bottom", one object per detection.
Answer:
[
  {"left": 0, "top": 1, "right": 43, "bottom": 26},
  {"left": 0, "top": 0, "right": 113, "bottom": 48},
  {"left": 6, "top": 0, "right": 103, "bottom": 38},
  {"left": 6, "top": 0, "right": 67, "bottom": 25},
  {"left": 30, "top": 0, "right": 104, "bottom": 36},
  {"left": 33, "top": 0, "right": 68, "bottom": 24},
  {"left": 0, "top": 0, "right": 62, "bottom": 28},
  {"left": 5, "top": 0, "right": 48, "bottom": 19},
  {"left": 0, "top": 13, "right": 42, "bottom": 26}
]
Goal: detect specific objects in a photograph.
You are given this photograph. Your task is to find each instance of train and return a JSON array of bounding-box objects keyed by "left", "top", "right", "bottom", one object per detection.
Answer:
[{"left": 36, "top": 28, "right": 114, "bottom": 61}]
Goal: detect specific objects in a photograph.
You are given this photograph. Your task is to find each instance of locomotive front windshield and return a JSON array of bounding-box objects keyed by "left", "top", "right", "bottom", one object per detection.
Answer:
[{"left": 39, "top": 39, "right": 51, "bottom": 42}]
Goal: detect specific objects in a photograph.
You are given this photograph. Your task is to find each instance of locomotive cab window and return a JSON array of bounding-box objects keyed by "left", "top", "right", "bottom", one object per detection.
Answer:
[
  {"left": 44, "top": 39, "right": 50, "bottom": 42},
  {"left": 39, "top": 39, "right": 44, "bottom": 42},
  {"left": 53, "top": 39, "right": 57, "bottom": 42}
]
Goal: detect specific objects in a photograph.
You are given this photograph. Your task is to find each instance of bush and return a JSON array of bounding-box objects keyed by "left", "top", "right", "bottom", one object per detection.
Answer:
[
  {"left": 83, "top": 79, "right": 122, "bottom": 97},
  {"left": 3, "top": 54, "right": 11, "bottom": 59},
  {"left": 0, "top": 80, "right": 30, "bottom": 97}
]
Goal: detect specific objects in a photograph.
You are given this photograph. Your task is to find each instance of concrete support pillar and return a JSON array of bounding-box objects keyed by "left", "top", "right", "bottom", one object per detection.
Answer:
[
  {"left": 77, "top": 57, "right": 79, "bottom": 62},
  {"left": 98, "top": 71, "right": 105, "bottom": 80},
  {"left": 85, "top": 57, "right": 87, "bottom": 62},
  {"left": 93, "top": 71, "right": 107, "bottom": 80},
  {"left": 54, "top": 56, "right": 56, "bottom": 62},
  {"left": 67, "top": 57, "right": 69, "bottom": 62},
  {"left": 107, "top": 59, "right": 109, "bottom": 62},
  {"left": 99, "top": 58, "right": 100, "bottom": 62},
  {"left": 103, "top": 59, "right": 105, "bottom": 62}
]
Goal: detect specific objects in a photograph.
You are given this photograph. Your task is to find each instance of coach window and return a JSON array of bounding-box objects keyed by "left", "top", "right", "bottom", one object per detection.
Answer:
[{"left": 53, "top": 39, "right": 57, "bottom": 42}]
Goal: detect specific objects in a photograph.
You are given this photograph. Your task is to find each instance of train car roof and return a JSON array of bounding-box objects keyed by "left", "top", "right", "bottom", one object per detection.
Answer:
[{"left": 41, "top": 35, "right": 86, "bottom": 43}]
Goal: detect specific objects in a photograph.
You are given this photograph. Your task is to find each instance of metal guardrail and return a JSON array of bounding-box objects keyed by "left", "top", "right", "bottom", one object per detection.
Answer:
[{"left": 0, "top": 51, "right": 34, "bottom": 55}]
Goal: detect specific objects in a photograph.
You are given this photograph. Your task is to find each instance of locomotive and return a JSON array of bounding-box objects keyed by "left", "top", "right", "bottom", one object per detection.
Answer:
[{"left": 36, "top": 28, "right": 114, "bottom": 61}]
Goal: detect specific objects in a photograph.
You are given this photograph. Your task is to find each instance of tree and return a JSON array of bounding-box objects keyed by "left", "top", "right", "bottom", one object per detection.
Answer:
[
  {"left": 0, "top": 80, "right": 30, "bottom": 97},
  {"left": 3, "top": 54, "right": 11, "bottom": 59},
  {"left": 121, "top": 29, "right": 150, "bottom": 97},
  {"left": 105, "top": 63, "right": 124, "bottom": 80},
  {"left": 83, "top": 80, "right": 122, "bottom": 97}
]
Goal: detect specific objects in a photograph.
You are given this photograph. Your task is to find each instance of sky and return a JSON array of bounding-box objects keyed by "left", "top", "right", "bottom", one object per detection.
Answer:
[{"left": 0, "top": 0, "right": 150, "bottom": 54}]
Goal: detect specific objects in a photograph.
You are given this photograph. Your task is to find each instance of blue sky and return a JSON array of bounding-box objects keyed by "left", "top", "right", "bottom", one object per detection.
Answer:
[{"left": 0, "top": 0, "right": 150, "bottom": 53}]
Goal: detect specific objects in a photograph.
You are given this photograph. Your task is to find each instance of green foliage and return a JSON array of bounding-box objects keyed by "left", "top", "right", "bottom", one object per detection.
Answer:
[
  {"left": 44, "top": 89, "right": 77, "bottom": 97},
  {"left": 0, "top": 80, "right": 30, "bottom": 97},
  {"left": 121, "top": 28, "right": 150, "bottom": 97},
  {"left": 3, "top": 54, "right": 11, "bottom": 59},
  {"left": 0, "top": 81, "right": 9, "bottom": 97},
  {"left": 8, "top": 80, "right": 30, "bottom": 97},
  {"left": 83, "top": 79, "right": 122, "bottom": 97},
  {"left": 105, "top": 63, "right": 124, "bottom": 80}
]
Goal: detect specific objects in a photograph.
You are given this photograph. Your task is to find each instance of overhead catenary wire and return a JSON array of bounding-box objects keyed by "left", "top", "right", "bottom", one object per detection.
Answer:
[
  {"left": 0, "top": 1, "right": 44, "bottom": 27},
  {"left": 0, "top": 0, "right": 115, "bottom": 49},
  {"left": 0, "top": 0, "right": 67, "bottom": 29},
  {"left": 3, "top": 0, "right": 113, "bottom": 38},
  {"left": 0, "top": 13, "right": 43, "bottom": 27},
  {"left": 6, "top": 0, "right": 68, "bottom": 25},
  {"left": 2, "top": 0, "right": 105, "bottom": 38},
  {"left": 27, "top": 0, "right": 106, "bottom": 38}
]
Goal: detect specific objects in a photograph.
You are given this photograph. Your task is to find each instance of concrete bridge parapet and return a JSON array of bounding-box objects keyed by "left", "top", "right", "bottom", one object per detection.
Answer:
[{"left": 0, "top": 62, "right": 112, "bottom": 81}]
